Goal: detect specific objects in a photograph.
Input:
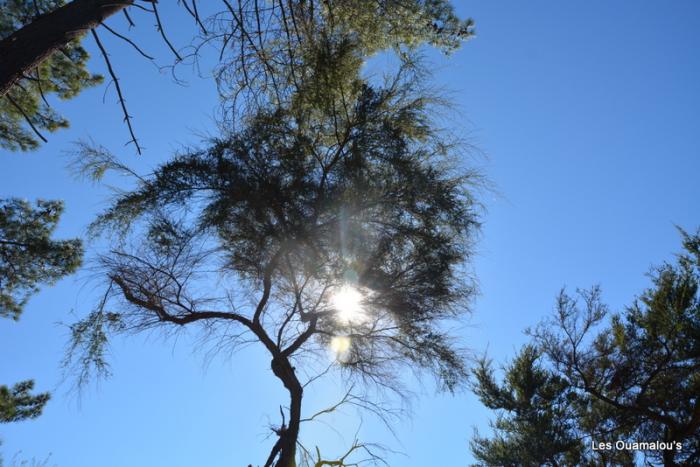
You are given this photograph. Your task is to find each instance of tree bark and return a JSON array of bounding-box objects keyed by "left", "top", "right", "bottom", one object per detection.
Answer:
[
  {"left": 271, "top": 354, "right": 303, "bottom": 467},
  {"left": 0, "top": 0, "right": 142, "bottom": 97}
]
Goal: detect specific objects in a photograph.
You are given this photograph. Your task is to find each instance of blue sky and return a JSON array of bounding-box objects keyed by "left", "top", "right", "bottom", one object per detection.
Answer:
[{"left": 2, "top": 1, "right": 700, "bottom": 466}]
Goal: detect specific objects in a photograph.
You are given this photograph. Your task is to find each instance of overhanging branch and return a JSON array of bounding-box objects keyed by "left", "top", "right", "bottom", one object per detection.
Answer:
[{"left": 91, "top": 28, "right": 142, "bottom": 155}]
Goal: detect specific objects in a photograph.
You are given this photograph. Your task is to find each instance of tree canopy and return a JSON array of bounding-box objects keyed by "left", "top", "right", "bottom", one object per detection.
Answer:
[
  {"left": 0, "top": 198, "right": 79, "bottom": 443},
  {"left": 472, "top": 230, "right": 700, "bottom": 466},
  {"left": 0, "top": 0, "right": 474, "bottom": 152},
  {"left": 0, "top": 198, "right": 83, "bottom": 320},
  {"left": 471, "top": 345, "right": 590, "bottom": 466},
  {"left": 67, "top": 25, "right": 480, "bottom": 464},
  {"left": 2, "top": 2, "right": 478, "bottom": 465},
  {"left": 0, "top": 0, "right": 103, "bottom": 151}
]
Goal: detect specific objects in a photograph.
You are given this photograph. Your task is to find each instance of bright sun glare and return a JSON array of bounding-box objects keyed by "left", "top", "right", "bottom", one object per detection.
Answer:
[
  {"left": 328, "top": 286, "right": 365, "bottom": 362},
  {"left": 330, "top": 285, "right": 365, "bottom": 324},
  {"left": 330, "top": 335, "right": 351, "bottom": 354},
  {"left": 329, "top": 335, "right": 352, "bottom": 362}
]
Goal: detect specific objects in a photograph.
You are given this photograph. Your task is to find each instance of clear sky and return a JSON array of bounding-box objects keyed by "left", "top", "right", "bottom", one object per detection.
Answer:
[{"left": 2, "top": 1, "right": 699, "bottom": 466}]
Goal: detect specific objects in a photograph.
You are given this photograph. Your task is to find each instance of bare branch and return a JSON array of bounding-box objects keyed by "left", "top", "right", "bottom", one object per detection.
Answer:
[
  {"left": 127, "top": 2, "right": 154, "bottom": 13},
  {"left": 179, "top": 0, "right": 208, "bottom": 34},
  {"left": 100, "top": 22, "right": 155, "bottom": 60},
  {"left": 122, "top": 9, "right": 135, "bottom": 28},
  {"left": 152, "top": 2, "right": 182, "bottom": 62},
  {"left": 91, "top": 28, "right": 142, "bottom": 155}
]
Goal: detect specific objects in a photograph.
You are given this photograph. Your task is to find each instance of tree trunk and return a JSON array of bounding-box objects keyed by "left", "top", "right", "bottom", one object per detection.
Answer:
[
  {"left": 271, "top": 354, "right": 303, "bottom": 467},
  {"left": 0, "top": 0, "right": 137, "bottom": 97},
  {"left": 662, "top": 449, "right": 677, "bottom": 467}
]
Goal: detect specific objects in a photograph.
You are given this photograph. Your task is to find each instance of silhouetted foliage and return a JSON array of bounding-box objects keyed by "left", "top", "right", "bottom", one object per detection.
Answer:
[
  {"left": 472, "top": 231, "right": 700, "bottom": 466},
  {"left": 209, "top": 0, "right": 474, "bottom": 121},
  {"left": 3, "top": 2, "right": 478, "bottom": 466},
  {"left": 1, "top": 0, "right": 474, "bottom": 152},
  {"left": 470, "top": 344, "right": 636, "bottom": 466},
  {"left": 471, "top": 346, "right": 589, "bottom": 466},
  {"left": 69, "top": 44, "right": 480, "bottom": 467}
]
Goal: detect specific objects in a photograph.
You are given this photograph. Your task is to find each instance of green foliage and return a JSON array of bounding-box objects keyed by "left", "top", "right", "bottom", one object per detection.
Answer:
[
  {"left": 63, "top": 308, "right": 124, "bottom": 388},
  {"left": 69, "top": 71, "right": 479, "bottom": 467},
  {"left": 0, "top": 0, "right": 102, "bottom": 151},
  {"left": 594, "top": 229, "right": 700, "bottom": 465},
  {"left": 62, "top": 3, "right": 476, "bottom": 464},
  {"left": 0, "top": 1, "right": 473, "bottom": 152},
  {"left": 73, "top": 62, "right": 481, "bottom": 388},
  {"left": 0, "top": 380, "right": 49, "bottom": 423},
  {"left": 213, "top": 0, "right": 474, "bottom": 124},
  {"left": 328, "top": 0, "right": 474, "bottom": 54},
  {"left": 0, "top": 198, "right": 83, "bottom": 319},
  {"left": 474, "top": 231, "right": 700, "bottom": 465},
  {"left": 470, "top": 346, "right": 588, "bottom": 466}
]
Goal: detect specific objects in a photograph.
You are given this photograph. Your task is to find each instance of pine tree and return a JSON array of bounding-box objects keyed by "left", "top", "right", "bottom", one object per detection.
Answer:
[
  {"left": 473, "top": 231, "right": 700, "bottom": 466},
  {"left": 0, "top": 0, "right": 105, "bottom": 150},
  {"left": 471, "top": 346, "right": 589, "bottom": 466},
  {"left": 0, "top": 381, "right": 49, "bottom": 424},
  {"left": 0, "top": 199, "right": 80, "bottom": 433},
  {"left": 0, "top": 198, "right": 83, "bottom": 319}
]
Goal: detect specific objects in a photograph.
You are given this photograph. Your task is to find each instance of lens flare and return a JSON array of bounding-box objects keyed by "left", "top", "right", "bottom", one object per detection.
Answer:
[
  {"left": 329, "top": 335, "right": 352, "bottom": 362},
  {"left": 330, "top": 335, "right": 351, "bottom": 354}
]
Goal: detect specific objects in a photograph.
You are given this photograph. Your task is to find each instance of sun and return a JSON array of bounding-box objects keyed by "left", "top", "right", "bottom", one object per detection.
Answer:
[{"left": 330, "top": 285, "right": 365, "bottom": 324}]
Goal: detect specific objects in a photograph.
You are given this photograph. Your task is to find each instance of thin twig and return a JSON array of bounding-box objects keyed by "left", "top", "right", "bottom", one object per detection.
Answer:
[
  {"left": 127, "top": 3, "right": 154, "bottom": 13},
  {"left": 33, "top": 71, "right": 50, "bottom": 106},
  {"left": 4, "top": 94, "right": 47, "bottom": 143},
  {"left": 21, "top": 72, "right": 50, "bottom": 107},
  {"left": 180, "top": 0, "right": 208, "bottom": 34},
  {"left": 91, "top": 28, "right": 142, "bottom": 155},
  {"left": 152, "top": 2, "right": 183, "bottom": 62},
  {"left": 191, "top": 0, "right": 206, "bottom": 34},
  {"left": 123, "top": 9, "right": 135, "bottom": 28},
  {"left": 101, "top": 22, "right": 155, "bottom": 60}
]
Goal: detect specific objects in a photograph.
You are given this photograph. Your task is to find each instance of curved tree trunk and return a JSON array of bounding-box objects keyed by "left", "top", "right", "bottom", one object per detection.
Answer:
[
  {"left": 270, "top": 354, "right": 303, "bottom": 467},
  {"left": 0, "top": 0, "right": 141, "bottom": 97}
]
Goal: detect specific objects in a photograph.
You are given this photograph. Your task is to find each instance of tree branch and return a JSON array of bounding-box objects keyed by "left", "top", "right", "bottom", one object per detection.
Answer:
[
  {"left": 110, "top": 274, "right": 253, "bottom": 328},
  {"left": 4, "top": 94, "right": 47, "bottom": 143},
  {"left": 91, "top": 28, "right": 142, "bottom": 155},
  {"left": 100, "top": 22, "right": 154, "bottom": 60},
  {"left": 152, "top": 2, "right": 182, "bottom": 62}
]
